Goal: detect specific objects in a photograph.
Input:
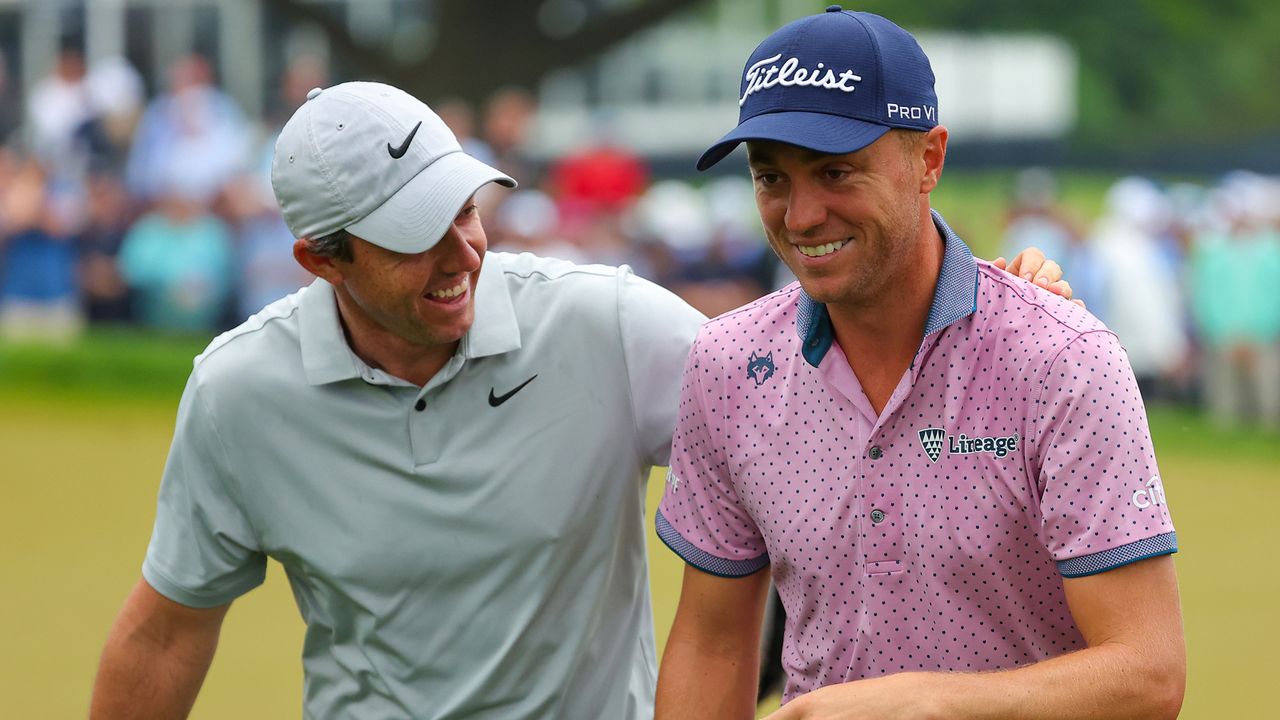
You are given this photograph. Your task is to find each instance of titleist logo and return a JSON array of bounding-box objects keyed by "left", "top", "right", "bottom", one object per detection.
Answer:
[{"left": 740, "top": 54, "right": 862, "bottom": 106}]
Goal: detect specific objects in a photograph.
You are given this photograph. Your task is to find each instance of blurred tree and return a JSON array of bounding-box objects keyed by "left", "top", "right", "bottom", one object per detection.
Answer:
[
  {"left": 267, "top": 0, "right": 1279, "bottom": 158},
  {"left": 856, "top": 0, "right": 1280, "bottom": 152},
  {"left": 265, "top": 0, "right": 704, "bottom": 105}
]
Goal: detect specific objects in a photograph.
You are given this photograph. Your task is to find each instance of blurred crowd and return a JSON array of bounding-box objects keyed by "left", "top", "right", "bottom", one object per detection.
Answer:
[
  {"left": 1, "top": 49, "right": 1277, "bottom": 430},
  {"left": 1000, "top": 168, "right": 1280, "bottom": 429},
  {"left": 0, "top": 49, "right": 780, "bottom": 345}
]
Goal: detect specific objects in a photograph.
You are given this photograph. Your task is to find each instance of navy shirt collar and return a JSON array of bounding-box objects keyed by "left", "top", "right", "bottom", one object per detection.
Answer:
[{"left": 796, "top": 209, "right": 979, "bottom": 367}]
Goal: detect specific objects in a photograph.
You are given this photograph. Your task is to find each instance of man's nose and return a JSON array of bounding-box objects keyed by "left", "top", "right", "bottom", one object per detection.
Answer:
[
  {"left": 784, "top": 181, "right": 828, "bottom": 235},
  {"left": 434, "top": 224, "right": 483, "bottom": 273}
]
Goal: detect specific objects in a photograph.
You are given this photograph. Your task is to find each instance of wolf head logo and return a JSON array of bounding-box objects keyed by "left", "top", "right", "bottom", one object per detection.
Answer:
[
  {"left": 918, "top": 427, "right": 945, "bottom": 463},
  {"left": 746, "top": 351, "right": 776, "bottom": 387}
]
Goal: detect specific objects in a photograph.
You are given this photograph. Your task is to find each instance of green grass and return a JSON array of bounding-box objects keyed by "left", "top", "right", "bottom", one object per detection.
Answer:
[
  {"left": 2, "top": 331, "right": 1276, "bottom": 717},
  {"left": 0, "top": 328, "right": 207, "bottom": 404}
]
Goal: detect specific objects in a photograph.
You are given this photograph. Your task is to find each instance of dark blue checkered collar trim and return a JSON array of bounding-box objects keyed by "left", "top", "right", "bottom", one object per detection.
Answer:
[{"left": 796, "top": 209, "right": 979, "bottom": 367}]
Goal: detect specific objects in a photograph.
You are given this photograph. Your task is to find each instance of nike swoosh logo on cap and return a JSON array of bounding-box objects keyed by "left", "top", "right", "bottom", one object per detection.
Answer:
[
  {"left": 488, "top": 375, "right": 538, "bottom": 407},
  {"left": 387, "top": 121, "right": 422, "bottom": 159}
]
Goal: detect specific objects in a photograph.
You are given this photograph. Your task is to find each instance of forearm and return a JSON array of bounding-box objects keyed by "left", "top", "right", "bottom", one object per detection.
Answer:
[
  {"left": 90, "top": 581, "right": 226, "bottom": 720},
  {"left": 916, "top": 640, "right": 1184, "bottom": 720},
  {"left": 655, "top": 565, "right": 771, "bottom": 720},
  {"left": 655, "top": 632, "right": 761, "bottom": 720}
]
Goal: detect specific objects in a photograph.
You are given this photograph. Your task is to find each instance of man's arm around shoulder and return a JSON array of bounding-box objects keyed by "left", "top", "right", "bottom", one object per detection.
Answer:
[
  {"left": 90, "top": 578, "right": 231, "bottom": 719},
  {"left": 765, "top": 555, "right": 1185, "bottom": 720}
]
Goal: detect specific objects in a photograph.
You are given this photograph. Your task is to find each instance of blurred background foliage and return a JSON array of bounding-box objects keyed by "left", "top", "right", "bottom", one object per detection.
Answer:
[
  {"left": 256, "top": 0, "right": 1280, "bottom": 166},
  {"left": 851, "top": 0, "right": 1280, "bottom": 152}
]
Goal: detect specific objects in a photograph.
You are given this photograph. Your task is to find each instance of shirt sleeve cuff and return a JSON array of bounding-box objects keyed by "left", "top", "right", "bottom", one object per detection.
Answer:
[
  {"left": 142, "top": 558, "right": 266, "bottom": 608},
  {"left": 655, "top": 508, "right": 769, "bottom": 578},
  {"left": 1057, "top": 532, "right": 1178, "bottom": 578}
]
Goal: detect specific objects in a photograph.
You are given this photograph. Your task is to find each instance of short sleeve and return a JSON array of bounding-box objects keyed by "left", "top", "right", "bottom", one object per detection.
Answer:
[
  {"left": 616, "top": 267, "right": 707, "bottom": 467},
  {"left": 142, "top": 370, "right": 267, "bottom": 607},
  {"left": 655, "top": 336, "right": 769, "bottom": 577},
  {"left": 1030, "top": 331, "right": 1177, "bottom": 578}
]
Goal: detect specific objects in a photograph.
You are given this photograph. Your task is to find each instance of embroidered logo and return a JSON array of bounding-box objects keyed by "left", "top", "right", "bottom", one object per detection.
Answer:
[
  {"left": 746, "top": 351, "right": 776, "bottom": 387},
  {"left": 950, "top": 432, "right": 1020, "bottom": 459},
  {"left": 387, "top": 121, "right": 422, "bottom": 159},
  {"left": 918, "top": 428, "right": 1020, "bottom": 464},
  {"left": 918, "top": 428, "right": 945, "bottom": 463},
  {"left": 740, "top": 54, "right": 862, "bottom": 106}
]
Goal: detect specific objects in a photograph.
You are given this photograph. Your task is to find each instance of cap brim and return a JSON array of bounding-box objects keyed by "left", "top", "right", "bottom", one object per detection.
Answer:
[
  {"left": 696, "top": 112, "right": 892, "bottom": 171},
  {"left": 346, "top": 151, "right": 516, "bottom": 254}
]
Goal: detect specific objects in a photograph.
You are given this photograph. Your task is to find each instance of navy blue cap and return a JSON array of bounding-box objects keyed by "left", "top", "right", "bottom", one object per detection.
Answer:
[{"left": 698, "top": 6, "right": 938, "bottom": 170}]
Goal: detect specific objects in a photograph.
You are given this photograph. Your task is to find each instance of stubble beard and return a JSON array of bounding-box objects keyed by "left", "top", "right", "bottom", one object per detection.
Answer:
[{"left": 784, "top": 197, "right": 923, "bottom": 310}]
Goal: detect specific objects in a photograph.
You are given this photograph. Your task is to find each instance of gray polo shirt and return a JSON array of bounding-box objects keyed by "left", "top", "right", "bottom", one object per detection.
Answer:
[{"left": 142, "top": 252, "right": 706, "bottom": 719}]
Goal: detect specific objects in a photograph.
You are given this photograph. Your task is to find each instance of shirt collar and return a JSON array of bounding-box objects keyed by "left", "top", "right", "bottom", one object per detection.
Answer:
[
  {"left": 461, "top": 253, "right": 522, "bottom": 360},
  {"left": 299, "top": 256, "right": 522, "bottom": 386},
  {"left": 796, "top": 209, "right": 979, "bottom": 367}
]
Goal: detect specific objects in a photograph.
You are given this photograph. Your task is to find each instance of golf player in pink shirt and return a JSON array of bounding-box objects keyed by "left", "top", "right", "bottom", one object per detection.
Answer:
[{"left": 655, "top": 7, "right": 1184, "bottom": 719}]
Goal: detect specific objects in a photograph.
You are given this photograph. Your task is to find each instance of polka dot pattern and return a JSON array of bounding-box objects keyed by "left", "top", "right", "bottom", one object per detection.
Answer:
[{"left": 657, "top": 236, "right": 1177, "bottom": 703}]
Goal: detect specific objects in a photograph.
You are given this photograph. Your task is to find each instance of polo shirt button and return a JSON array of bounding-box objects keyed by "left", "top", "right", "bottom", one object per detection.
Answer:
[
  {"left": 870, "top": 509, "right": 886, "bottom": 524},
  {"left": 868, "top": 446, "right": 884, "bottom": 460},
  {"left": 414, "top": 399, "right": 426, "bottom": 411}
]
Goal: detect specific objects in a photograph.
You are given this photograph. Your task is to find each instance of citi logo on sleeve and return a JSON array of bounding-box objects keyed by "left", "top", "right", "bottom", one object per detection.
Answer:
[
  {"left": 1132, "top": 476, "right": 1168, "bottom": 509},
  {"left": 918, "top": 427, "right": 1020, "bottom": 464}
]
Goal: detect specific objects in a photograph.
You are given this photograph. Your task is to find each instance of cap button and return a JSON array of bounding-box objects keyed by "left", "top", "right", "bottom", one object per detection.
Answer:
[
  {"left": 306, "top": 87, "right": 323, "bottom": 101},
  {"left": 826, "top": 4, "right": 843, "bottom": 11}
]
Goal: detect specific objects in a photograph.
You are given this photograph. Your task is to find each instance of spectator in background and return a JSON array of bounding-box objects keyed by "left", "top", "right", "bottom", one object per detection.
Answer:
[
  {"left": 1089, "top": 176, "right": 1190, "bottom": 400},
  {"left": 549, "top": 114, "right": 650, "bottom": 220},
  {"left": 0, "top": 156, "right": 84, "bottom": 341},
  {"left": 125, "top": 54, "right": 250, "bottom": 205},
  {"left": 482, "top": 86, "right": 539, "bottom": 186},
  {"left": 265, "top": 53, "right": 328, "bottom": 129},
  {"left": 26, "top": 45, "right": 94, "bottom": 182},
  {"left": 437, "top": 97, "right": 497, "bottom": 167},
  {"left": 77, "top": 170, "right": 134, "bottom": 324},
  {"left": 223, "top": 172, "right": 311, "bottom": 322},
  {"left": 547, "top": 112, "right": 651, "bottom": 264},
  {"left": 117, "top": 181, "right": 234, "bottom": 334},
  {"left": 999, "top": 168, "right": 1109, "bottom": 317},
  {"left": 488, "top": 188, "right": 587, "bottom": 263},
  {"left": 0, "top": 53, "right": 22, "bottom": 145},
  {"left": 702, "top": 175, "right": 781, "bottom": 293},
  {"left": 220, "top": 53, "right": 331, "bottom": 324},
  {"left": 81, "top": 56, "right": 145, "bottom": 175},
  {"left": 1189, "top": 174, "right": 1280, "bottom": 428},
  {"left": 1000, "top": 168, "right": 1074, "bottom": 262},
  {"left": 630, "top": 179, "right": 773, "bottom": 318}
]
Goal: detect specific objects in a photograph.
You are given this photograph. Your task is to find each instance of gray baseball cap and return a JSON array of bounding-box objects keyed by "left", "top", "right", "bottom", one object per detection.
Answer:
[{"left": 271, "top": 81, "right": 516, "bottom": 254}]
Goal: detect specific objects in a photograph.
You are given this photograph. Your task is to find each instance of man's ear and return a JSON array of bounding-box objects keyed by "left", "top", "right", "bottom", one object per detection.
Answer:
[
  {"left": 293, "top": 239, "right": 345, "bottom": 285},
  {"left": 919, "top": 125, "right": 948, "bottom": 194}
]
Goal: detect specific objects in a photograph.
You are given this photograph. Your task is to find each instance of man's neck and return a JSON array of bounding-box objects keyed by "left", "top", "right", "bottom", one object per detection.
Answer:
[
  {"left": 333, "top": 292, "right": 459, "bottom": 388},
  {"left": 826, "top": 211, "right": 945, "bottom": 415}
]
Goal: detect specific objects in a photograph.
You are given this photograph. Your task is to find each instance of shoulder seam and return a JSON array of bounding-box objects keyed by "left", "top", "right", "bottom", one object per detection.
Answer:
[
  {"left": 979, "top": 264, "right": 1104, "bottom": 338},
  {"left": 196, "top": 300, "right": 302, "bottom": 367}
]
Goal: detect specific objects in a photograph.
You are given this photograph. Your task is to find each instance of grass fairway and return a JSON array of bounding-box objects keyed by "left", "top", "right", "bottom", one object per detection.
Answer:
[{"left": 3, "top": 333, "right": 1275, "bottom": 718}]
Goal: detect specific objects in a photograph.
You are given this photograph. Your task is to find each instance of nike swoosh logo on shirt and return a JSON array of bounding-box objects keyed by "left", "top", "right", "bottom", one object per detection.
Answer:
[
  {"left": 387, "top": 121, "right": 422, "bottom": 159},
  {"left": 489, "top": 375, "right": 538, "bottom": 407}
]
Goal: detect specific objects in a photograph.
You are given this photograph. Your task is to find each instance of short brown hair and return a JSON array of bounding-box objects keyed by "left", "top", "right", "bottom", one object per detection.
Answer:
[{"left": 305, "top": 228, "right": 355, "bottom": 262}]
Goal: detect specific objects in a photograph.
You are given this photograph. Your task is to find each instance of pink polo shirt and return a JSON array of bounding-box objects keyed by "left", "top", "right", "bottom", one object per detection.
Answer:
[{"left": 657, "top": 211, "right": 1177, "bottom": 702}]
